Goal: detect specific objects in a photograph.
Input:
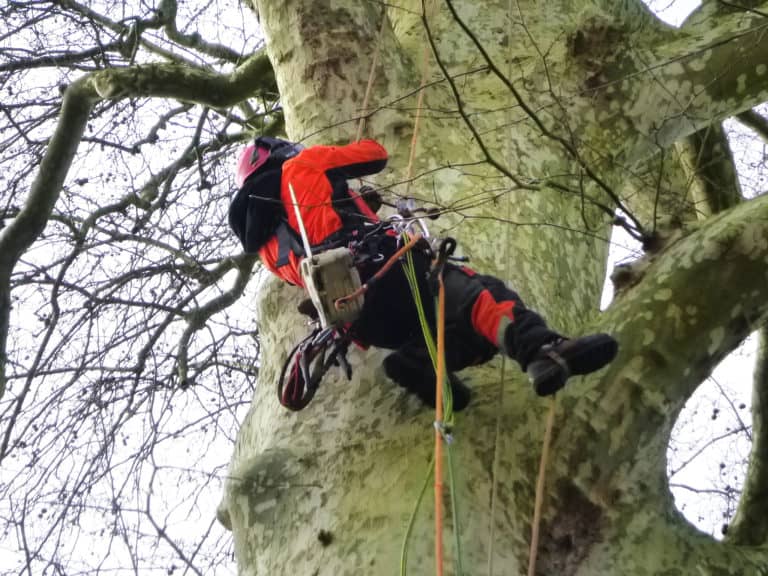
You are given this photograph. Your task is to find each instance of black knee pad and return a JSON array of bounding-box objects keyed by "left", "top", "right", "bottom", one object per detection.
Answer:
[
  {"left": 383, "top": 352, "right": 471, "bottom": 411},
  {"left": 383, "top": 352, "right": 431, "bottom": 393}
]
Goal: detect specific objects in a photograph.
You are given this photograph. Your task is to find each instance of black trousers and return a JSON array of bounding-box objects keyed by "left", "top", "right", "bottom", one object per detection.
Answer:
[{"left": 348, "top": 238, "right": 560, "bottom": 394}]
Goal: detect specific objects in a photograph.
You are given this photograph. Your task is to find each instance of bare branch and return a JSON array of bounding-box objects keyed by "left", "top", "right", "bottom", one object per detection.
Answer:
[
  {"left": 0, "top": 53, "right": 272, "bottom": 394},
  {"left": 156, "top": 0, "right": 244, "bottom": 63},
  {"left": 0, "top": 43, "right": 122, "bottom": 72},
  {"left": 177, "top": 254, "right": 258, "bottom": 385}
]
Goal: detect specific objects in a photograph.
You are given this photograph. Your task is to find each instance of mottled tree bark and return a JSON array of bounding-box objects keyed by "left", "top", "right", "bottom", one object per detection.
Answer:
[{"left": 218, "top": 1, "right": 768, "bottom": 575}]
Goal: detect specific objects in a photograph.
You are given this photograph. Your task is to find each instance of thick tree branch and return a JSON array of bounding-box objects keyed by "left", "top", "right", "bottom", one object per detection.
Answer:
[
  {"left": 727, "top": 325, "right": 768, "bottom": 545},
  {"left": 537, "top": 192, "right": 768, "bottom": 572},
  {"left": 563, "top": 191, "right": 768, "bottom": 498},
  {"left": 0, "top": 80, "right": 96, "bottom": 269},
  {"left": 0, "top": 78, "right": 95, "bottom": 397},
  {"left": 675, "top": 122, "right": 743, "bottom": 218},
  {"left": 736, "top": 108, "right": 768, "bottom": 144},
  {"left": 584, "top": 5, "right": 768, "bottom": 163},
  {"left": 672, "top": 117, "right": 768, "bottom": 547},
  {"left": 89, "top": 53, "right": 275, "bottom": 106}
]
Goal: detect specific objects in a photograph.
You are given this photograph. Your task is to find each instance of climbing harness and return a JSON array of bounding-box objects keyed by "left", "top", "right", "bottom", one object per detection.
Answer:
[
  {"left": 335, "top": 232, "right": 423, "bottom": 312},
  {"left": 288, "top": 181, "right": 443, "bottom": 331},
  {"left": 276, "top": 189, "right": 444, "bottom": 411},
  {"left": 288, "top": 181, "right": 365, "bottom": 329}
]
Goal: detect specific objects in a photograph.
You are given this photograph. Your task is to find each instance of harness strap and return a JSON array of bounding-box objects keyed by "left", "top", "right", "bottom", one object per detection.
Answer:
[
  {"left": 275, "top": 221, "right": 305, "bottom": 268},
  {"left": 334, "top": 233, "right": 424, "bottom": 311},
  {"left": 275, "top": 187, "right": 379, "bottom": 269}
]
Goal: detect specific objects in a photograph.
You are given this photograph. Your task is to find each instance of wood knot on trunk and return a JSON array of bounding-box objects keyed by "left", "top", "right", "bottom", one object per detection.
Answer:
[
  {"left": 535, "top": 484, "right": 603, "bottom": 576},
  {"left": 568, "top": 19, "right": 627, "bottom": 93},
  {"left": 568, "top": 19, "right": 626, "bottom": 59}
]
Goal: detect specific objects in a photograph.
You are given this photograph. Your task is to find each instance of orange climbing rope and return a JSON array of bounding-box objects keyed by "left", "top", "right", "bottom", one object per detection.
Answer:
[
  {"left": 433, "top": 266, "right": 447, "bottom": 576},
  {"left": 355, "top": 9, "right": 388, "bottom": 142},
  {"left": 527, "top": 396, "right": 557, "bottom": 576},
  {"left": 334, "top": 234, "right": 423, "bottom": 311}
]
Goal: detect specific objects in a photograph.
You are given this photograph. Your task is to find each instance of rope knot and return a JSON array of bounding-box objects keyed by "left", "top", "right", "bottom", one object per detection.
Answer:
[{"left": 433, "top": 420, "right": 454, "bottom": 444}]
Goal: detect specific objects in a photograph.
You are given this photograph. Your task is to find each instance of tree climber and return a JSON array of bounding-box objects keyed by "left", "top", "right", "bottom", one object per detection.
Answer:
[{"left": 228, "top": 136, "right": 619, "bottom": 411}]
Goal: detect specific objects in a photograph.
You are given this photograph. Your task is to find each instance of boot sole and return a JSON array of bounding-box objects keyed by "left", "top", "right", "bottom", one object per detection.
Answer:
[
  {"left": 532, "top": 334, "right": 618, "bottom": 396},
  {"left": 564, "top": 334, "right": 619, "bottom": 376}
]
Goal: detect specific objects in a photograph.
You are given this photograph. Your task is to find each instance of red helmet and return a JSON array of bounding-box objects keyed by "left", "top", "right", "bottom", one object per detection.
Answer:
[
  {"left": 235, "top": 136, "right": 304, "bottom": 188},
  {"left": 235, "top": 143, "right": 270, "bottom": 188}
]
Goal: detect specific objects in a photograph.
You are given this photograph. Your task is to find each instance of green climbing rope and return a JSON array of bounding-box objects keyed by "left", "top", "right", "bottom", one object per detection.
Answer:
[{"left": 399, "top": 236, "right": 464, "bottom": 575}]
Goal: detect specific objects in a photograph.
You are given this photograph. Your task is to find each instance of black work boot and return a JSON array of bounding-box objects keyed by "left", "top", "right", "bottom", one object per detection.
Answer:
[{"left": 527, "top": 333, "right": 618, "bottom": 396}]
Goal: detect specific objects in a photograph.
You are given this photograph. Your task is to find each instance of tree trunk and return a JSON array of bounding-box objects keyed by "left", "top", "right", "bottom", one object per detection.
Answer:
[{"left": 219, "top": 1, "right": 768, "bottom": 574}]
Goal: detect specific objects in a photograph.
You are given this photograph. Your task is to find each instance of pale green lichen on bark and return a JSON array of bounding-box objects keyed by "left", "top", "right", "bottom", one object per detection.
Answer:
[
  {"left": 90, "top": 52, "right": 274, "bottom": 107},
  {"left": 221, "top": 1, "right": 768, "bottom": 574}
]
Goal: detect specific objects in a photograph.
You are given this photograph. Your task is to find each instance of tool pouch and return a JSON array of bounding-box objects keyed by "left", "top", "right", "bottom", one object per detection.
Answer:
[{"left": 300, "top": 247, "right": 363, "bottom": 328}]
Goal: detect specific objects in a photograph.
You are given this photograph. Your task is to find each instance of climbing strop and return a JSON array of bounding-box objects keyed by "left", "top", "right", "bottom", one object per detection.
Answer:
[{"left": 277, "top": 326, "right": 353, "bottom": 411}]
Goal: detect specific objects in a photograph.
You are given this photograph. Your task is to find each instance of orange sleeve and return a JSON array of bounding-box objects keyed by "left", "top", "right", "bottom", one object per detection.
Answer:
[{"left": 297, "top": 139, "right": 388, "bottom": 178}]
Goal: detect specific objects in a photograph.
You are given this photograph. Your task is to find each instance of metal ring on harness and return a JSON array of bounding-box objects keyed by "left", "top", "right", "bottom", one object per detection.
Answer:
[{"left": 426, "top": 237, "right": 457, "bottom": 294}]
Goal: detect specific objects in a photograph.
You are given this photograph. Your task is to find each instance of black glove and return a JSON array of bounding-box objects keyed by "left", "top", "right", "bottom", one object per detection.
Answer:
[{"left": 358, "top": 185, "right": 382, "bottom": 214}]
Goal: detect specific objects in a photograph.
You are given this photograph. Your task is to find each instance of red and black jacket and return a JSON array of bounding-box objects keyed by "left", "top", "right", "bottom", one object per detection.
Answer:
[{"left": 230, "top": 139, "right": 388, "bottom": 287}]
